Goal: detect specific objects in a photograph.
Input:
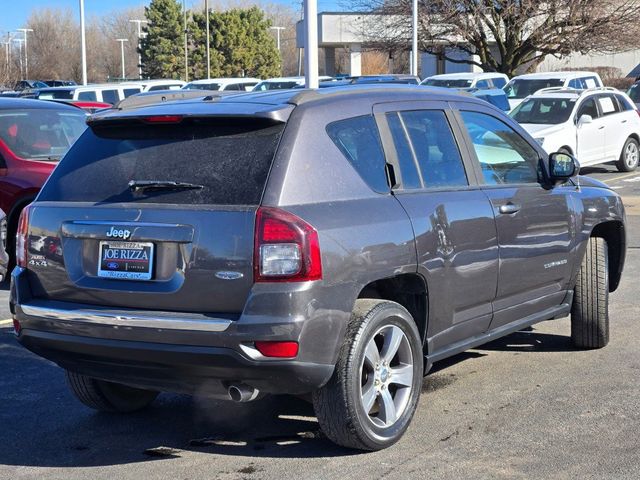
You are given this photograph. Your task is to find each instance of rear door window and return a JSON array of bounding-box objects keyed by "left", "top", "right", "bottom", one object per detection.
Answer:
[
  {"left": 77, "top": 91, "right": 97, "bottom": 101},
  {"left": 101, "top": 90, "right": 119, "bottom": 105},
  {"left": 38, "top": 119, "right": 285, "bottom": 205},
  {"left": 326, "top": 115, "right": 389, "bottom": 193},
  {"left": 123, "top": 88, "right": 141, "bottom": 97},
  {"left": 597, "top": 95, "right": 620, "bottom": 116},
  {"left": 492, "top": 77, "right": 507, "bottom": 88}
]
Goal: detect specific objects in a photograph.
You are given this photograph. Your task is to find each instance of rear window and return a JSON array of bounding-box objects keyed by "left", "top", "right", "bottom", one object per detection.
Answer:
[
  {"left": 38, "top": 119, "right": 285, "bottom": 205},
  {"left": 101, "top": 89, "right": 119, "bottom": 105},
  {"left": 38, "top": 89, "right": 74, "bottom": 100},
  {"left": 77, "top": 91, "right": 97, "bottom": 101},
  {"left": 0, "top": 109, "right": 87, "bottom": 161},
  {"left": 504, "top": 79, "right": 564, "bottom": 99}
]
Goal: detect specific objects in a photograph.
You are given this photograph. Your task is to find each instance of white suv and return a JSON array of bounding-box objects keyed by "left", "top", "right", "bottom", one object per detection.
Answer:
[
  {"left": 421, "top": 72, "right": 509, "bottom": 89},
  {"left": 504, "top": 71, "right": 603, "bottom": 110},
  {"left": 510, "top": 87, "right": 640, "bottom": 171}
]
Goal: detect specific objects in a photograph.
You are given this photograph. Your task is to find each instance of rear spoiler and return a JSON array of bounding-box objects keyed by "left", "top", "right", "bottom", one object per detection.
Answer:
[{"left": 115, "top": 89, "right": 244, "bottom": 110}]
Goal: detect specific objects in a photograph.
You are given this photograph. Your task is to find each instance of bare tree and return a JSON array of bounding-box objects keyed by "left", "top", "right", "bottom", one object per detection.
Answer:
[{"left": 350, "top": 0, "right": 640, "bottom": 76}]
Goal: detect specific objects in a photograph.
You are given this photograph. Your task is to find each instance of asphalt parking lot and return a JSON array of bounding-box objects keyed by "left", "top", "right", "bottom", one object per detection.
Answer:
[{"left": 1, "top": 163, "right": 639, "bottom": 479}]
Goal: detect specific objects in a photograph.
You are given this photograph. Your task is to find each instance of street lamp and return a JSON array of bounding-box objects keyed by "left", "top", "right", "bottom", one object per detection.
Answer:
[
  {"left": 16, "top": 28, "right": 33, "bottom": 79},
  {"left": 116, "top": 38, "right": 128, "bottom": 80},
  {"left": 79, "top": 0, "right": 87, "bottom": 85},
  {"left": 183, "top": 0, "right": 188, "bottom": 82},
  {"left": 129, "top": 19, "right": 148, "bottom": 79},
  {"left": 270, "top": 26, "right": 285, "bottom": 51},
  {"left": 12, "top": 38, "right": 24, "bottom": 80},
  {"left": 303, "top": 0, "right": 318, "bottom": 88},
  {"left": 411, "top": 0, "right": 418, "bottom": 76},
  {"left": 205, "top": 0, "right": 210, "bottom": 78}
]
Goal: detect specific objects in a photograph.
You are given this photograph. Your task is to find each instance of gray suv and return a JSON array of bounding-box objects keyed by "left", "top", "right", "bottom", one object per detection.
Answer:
[{"left": 10, "top": 86, "right": 626, "bottom": 451}]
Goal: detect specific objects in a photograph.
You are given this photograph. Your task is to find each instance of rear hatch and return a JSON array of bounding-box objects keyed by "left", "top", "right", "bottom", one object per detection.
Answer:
[{"left": 26, "top": 114, "right": 286, "bottom": 314}]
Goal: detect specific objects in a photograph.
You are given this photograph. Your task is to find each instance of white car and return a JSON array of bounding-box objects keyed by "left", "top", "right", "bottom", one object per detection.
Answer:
[
  {"left": 36, "top": 83, "right": 144, "bottom": 105},
  {"left": 504, "top": 71, "right": 603, "bottom": 110},
  {"left": 421, "top": 72, "right": 509, "bottom": 89},
  {"left": 122, "top": 79, "right": 186, "bottom": 92},
  {"left": 510, "top": 87, "right": 640, "bottom": 171},
  {"left": 252, "top": 76, "right": 333, "bottom": 91},
  {"left": 182, "top": 78, "right": 260, "bottom": 92}
]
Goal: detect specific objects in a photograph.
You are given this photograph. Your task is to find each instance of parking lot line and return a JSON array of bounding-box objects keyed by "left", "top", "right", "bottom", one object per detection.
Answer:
[
  {"left": 604, "top": 172, "right": 640, "bottom": 183},
  {"left": 0, "top": 319, "right": 13, "bottom": 325}
]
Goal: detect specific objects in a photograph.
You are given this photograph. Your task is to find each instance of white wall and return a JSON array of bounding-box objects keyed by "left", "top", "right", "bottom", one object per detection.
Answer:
[{"left": 539, "top": 50, "right": 640, "bottom": 77}]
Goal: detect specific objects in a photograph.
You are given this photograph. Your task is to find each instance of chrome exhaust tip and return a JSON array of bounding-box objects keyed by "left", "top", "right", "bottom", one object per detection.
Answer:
[{"left": 228, "top": 384, "right": 260, "bottom": 402}]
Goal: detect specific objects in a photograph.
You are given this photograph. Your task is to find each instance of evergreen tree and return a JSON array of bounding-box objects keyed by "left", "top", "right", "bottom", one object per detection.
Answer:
[
  {"left": 191, "top": 7, "right": 280, "bottom": 80},
  {"left": 140, "top": 0, "right": 185, "bottom": 79}
]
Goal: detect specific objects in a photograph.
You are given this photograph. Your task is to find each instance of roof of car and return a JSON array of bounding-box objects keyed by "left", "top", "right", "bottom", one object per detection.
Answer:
[
  {"left": 89, "top": 84, "right": 485, "bottom": 125},
  {"left": 186, "top": 78, "right": 260, "bottom": 85},
  {"left": 427, "top": 72, "right": 508, "bottom": 80},
  {"left": 37, "top": 83, "right": 144, "bottom": 91},
  {"left": 512, "top": 71, "right": 600, "bottom": 81},
  {"left": 0, "top": 97, "right": 86, "bottom": 111},
  {"left": 521, "top": 87, "right": 622, "bottom": 100}
]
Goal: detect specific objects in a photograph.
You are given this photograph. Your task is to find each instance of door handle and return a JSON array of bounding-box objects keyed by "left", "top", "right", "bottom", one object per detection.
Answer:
[
  {"left": 499, "top": 203, "right": 521, "bottom": 215},
  {"left": 598, "top": 125, "right": 605, "bottom": 130},
  {"left": 622, "top": 119, "right": 628, "bottom": 123}
]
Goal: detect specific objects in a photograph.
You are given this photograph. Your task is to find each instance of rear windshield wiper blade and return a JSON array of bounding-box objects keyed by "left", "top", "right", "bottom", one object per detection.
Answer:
[{"left": 128, "top": 180, "right": 204, "bottom": 193}]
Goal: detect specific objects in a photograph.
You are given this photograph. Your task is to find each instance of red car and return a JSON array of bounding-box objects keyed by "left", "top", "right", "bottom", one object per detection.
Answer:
[{"left": 0, "top": 98, "right": 87, "bottom": 266}]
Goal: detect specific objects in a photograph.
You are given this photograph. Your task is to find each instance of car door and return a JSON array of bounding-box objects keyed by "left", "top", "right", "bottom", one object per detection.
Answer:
[
  {"left": 596, "top": 93, "right": 629, "bottom": 162},
  {"left": 454, "top": 105, "right": 576, "bottom": 329},
  {"left": 575, "top": 96, "right": 605, "bottom": 164},
  {"left": 374, "top": 101, "right": 499, "bottom": 353}
]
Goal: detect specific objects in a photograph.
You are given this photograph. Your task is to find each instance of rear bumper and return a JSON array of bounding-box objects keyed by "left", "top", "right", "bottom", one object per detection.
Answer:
[{"left": 11, "top": 267, "right": 336, "bottom": 396}]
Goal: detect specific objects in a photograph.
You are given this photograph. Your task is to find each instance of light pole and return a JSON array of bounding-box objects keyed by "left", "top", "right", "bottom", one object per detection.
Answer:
[
  {"left": 205, "top": 0, "right": 210, "bottom": 78},
  {"left": 411, "top": 0, "right": 418, "bottom": 76},
  {"left": 270, "top": 26, "right": 285, "bottom": 51},
  {"left": 16, "top": 28, "right": 33, "bottom": 79},
  {"left": 12, "top": 38, "right": 24, "bottom": 80},
  {"left": 116, "top": 38, "right": 128, "bottom": 80},
  {"left": 129, "top": 19, "right": 148, "bottom": 79},
  {"left": 79, "top": 0, "right": 87, "bottom": 85},
  {"left": 183, "top": 0, "right": 188, "bottom": 82},
  {"left": 303, "top": 0, "right": 318, "bottom": 88}
]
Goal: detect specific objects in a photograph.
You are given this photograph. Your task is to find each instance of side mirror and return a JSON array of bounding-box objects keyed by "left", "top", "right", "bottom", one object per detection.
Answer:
[
  {"left": 577, "top": 114, "right": 593, "bottom": 126},
  {"left": 549, "top": 151, "right": 579, "bottom": 183}
]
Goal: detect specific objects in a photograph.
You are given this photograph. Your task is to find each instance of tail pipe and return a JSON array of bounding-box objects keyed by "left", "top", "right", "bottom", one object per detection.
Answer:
[{"left": 227, "top": 384, "right": 260, "bottom": 402}]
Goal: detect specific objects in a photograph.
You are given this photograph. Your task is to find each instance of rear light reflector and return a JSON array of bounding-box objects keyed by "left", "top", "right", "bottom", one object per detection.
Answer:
[
  {"left": 13, "top": 318, "right": 21, "bottom": 335},
  {"left": 254, "top": 207, "right": 322, "bottom": 282},
  {"left": 254, "top": 341, "right": 299, "bottom": 358},
  {"left": 16, "top": 204, "right": 32, "bottom": 268}
]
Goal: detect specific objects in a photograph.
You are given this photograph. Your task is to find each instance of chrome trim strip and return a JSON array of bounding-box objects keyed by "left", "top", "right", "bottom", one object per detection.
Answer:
[{"left": 20, "top": 304, "right": 232, "bottom": 332}]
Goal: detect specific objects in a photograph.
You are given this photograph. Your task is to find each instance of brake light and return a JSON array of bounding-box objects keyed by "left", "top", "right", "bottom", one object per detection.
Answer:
[
  {"left": 254, "top": 341, "right": 299, "bottom": 358},
  {"left": 143, "top": 115, "right": 183, "bottom": 124},
  {"left": 254, "top": 207, "right": 322, "bottom": 282},
  {"left": 16, "top": 204, "right": 31, "bottom": 268}
]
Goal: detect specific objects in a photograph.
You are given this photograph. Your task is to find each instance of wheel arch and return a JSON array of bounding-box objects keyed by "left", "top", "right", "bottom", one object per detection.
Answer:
[
  {"left": 590, "top": 220, "right": 625, "bottom": 292},
  {"left": 356, "top": 273, "right": 428, "bottom": 348}
]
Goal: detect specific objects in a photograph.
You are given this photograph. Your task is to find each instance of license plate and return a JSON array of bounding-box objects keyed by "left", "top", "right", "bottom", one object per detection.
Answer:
[{"left": 97, "top": 241, "right": 154, "bottom": 281}]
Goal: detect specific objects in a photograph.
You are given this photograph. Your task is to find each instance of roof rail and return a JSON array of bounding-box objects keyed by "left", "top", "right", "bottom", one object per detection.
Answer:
[
  {"left": 534, "top": 87, "right": 582, "bottom": 95},
  {"left": 584, "top": 86, "right": 619, "bottom": 93}
]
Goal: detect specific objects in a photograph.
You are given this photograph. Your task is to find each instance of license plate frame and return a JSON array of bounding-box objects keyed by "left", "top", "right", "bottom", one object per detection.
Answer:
[{"left": 97, "top": 240, "right": 154, "bottom": 281}]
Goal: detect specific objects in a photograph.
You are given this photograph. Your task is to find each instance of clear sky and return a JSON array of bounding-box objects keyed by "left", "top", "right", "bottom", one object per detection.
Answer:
[{"left": 1, "top": 0, "right": 343, "bottom": 33}]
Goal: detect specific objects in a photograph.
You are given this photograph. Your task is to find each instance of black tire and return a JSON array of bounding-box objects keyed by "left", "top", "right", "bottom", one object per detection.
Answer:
[
  {"left": 616, "top": 137, "right": 639, "bottom": 172},
  {"left": 312, "top": 299, "right": 423, "bottom": 451},
  {"left": 571, "top": 237, "right": 609, "bottom": 349},
  {"left": 65, "top": 370, "right": 159, "bottom": 413}
]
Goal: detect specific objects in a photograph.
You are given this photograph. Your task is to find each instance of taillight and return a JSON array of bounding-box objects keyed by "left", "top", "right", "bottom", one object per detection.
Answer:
[
  {"left": 254, "top": 341, "right": 299, "bottom": 358},
  {"left": 16, "top": 204, "right": 31, "bottom": 268},
  {"left": 254, "top": 207, "right": 322, "bottom": 282}
]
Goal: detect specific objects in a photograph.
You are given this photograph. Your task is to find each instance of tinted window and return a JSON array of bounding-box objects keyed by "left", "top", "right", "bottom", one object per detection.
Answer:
[
  {"left": 101, "top": 90, "right": 119, "bottom": 105},
  {"left": 424, "top": 78, "right": 472, "bottom": 88},
  {"left": 326, "top": 115, "right": 389, "bottom": 193},
  {"left": 0, "top": 109, "right": 87, "bottom": 161},
  {"left": 577, "top": 98, "right": 599, "bottom": 119},
  {"left": 504, "top": 79, "right": 563, "bottom": 99},
  {"left": 38, "top": 120, "right": 285, "bottom": 205},
  {"left": 492, "top": 77, "right": 507, "bottom": 88},
  {"left": 616, "top": 94, "right": 634, "bottom": 111},
  {"left": 399, "top": 110, "right": 467, "bottom": 188},
  {"left": 568, "top": 78, "right": 584, "bottom": 89},
  {"left": 510, "top": 97, "right": 575, "bottom": 124},
  {"left": 77, "top": 91, "right": 97, "bottom": 101},
  {"left": 184, "top": 83, "right": 221, "bottom": 91},
  {"left": 386, "top": 113, "right": 421, "bottom": 189},
  {"left": 37, "top": 89, "right": 74, "bottom": 100},
  {"left": 628, "top": 83, "right": 640, "bottom": 103},
  {"left": 123, "top": 88, "right": 141, "bottom": 97},
  {"left": 475, "top": 79, "right": 490, "bottom": 89},
  {"left": 225, "top": 83, "right": 242, "bottom": 91},
  {"left": 460, "top": 111, "right": 540, "bottom": 185}
]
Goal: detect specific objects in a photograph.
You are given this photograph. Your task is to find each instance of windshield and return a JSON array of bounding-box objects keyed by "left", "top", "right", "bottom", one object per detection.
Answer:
[
  {"left": 253, "top": 81, "right": 299, "bottom": 91},
  {"left": 628, "top": 84, "right": 640, "bottom": 103},
  {"left": 183, "top": 83, "right": 221, "bottom": 91},
  {"left": 423, "top": 78, "right": 473, "bottom": 88},
  {"left": 504, "top": 79, "right": 564, "bottom": 99},
  {"left": 37, "top": 89, "right": 74, "bottom": 100},
  {"left": 0, "top": 108, "right": 87, "bottom": 161},
  {"left": 510, "top": 97, "right": 576, "bottom": 124}
]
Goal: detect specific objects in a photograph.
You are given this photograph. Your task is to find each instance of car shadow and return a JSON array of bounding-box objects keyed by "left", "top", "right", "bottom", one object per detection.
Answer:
[{"left": 473, "top": 327, "right": 575, "bottom": 353}]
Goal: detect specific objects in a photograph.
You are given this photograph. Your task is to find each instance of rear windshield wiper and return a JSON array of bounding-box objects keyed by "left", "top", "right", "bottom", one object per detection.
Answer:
[{"left": 128, "top": 180, "right": 204, "bottom": 193}]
